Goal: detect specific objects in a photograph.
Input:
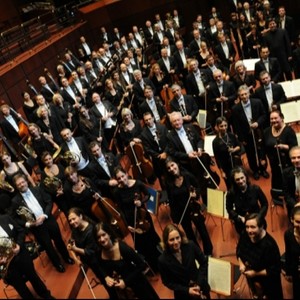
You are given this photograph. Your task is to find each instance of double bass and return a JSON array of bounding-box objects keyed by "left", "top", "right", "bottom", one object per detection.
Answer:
[{"left": 125, "top": 142, "right": 154, "bottom": 183}]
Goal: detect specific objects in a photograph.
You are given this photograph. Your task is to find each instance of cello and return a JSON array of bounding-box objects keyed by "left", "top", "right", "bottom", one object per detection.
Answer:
[{"left": 125, "top": 142, "right": 154, "bottom": 182}]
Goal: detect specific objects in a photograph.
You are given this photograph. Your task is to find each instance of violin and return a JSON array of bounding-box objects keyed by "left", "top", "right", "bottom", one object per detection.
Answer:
[
  {"left": 85, "top": 181, "right": 129, "bottom": 238},
  {"left": 188, "top": 186, "right": 206, "bottom": 220},
  {"left": 160, "top": 86, "right": 173, "bottom": 113},
  {"left": 133, "top": 193, "right": 151, "bottom": 234},
  {"left": 125, "top": 143, "right": 154, "bottom": 183}
]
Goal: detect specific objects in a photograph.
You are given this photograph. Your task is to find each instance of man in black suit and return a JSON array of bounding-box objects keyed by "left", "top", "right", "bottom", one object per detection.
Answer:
[
  {"left": 140, "top": 112, "right": 168, "bottom": 186},
  {"left": 60, "top": 127, "right": 92, "bottom": 177},
  {"left": 283, "top": 146, "right": 300, "bottom": 218},
  {"left": 78, "top": 35, "right": 92, "bottom": 62},
  {"left": 0, "top": 213, "right": 54, "bottom": 298},
  {"left": 213, "top": 32, "right": 236, "bottom": 70},
  {"left": 157, "top": 48, "right": 178, "bottom": 85},
  {"left": 202, "top": 54, "right": 229, "bottom": 83},
  {"left": 254, "top": 70, "right": 287, "bottom": 123},
  {"left": 144, "top": 20, "right": 154, "bottom": 45},
  {"left": 185, "top": 59, "right": 209, "bottom": 110},
  {"left": 231, "top": 85, "right": 269, "bottom": 180},
  {"left": 99, "top": 26, "right": 114, "bottom": 47},
  {"left": 11, "top": 174, "right": 74, "bottom": 273},
  {"left": 188, "top": 29, "right": 207, "bottom": 62},
  {"left": 60, "top": 77, "right": 83, "bottom": 109},
  {"left": 276, "top": 6, "right": 296, "bottom": 45},
  {"left": 206, "top": 68, "right": 237, "bottom": 127},
  {"left": 88, "top": 141, "right": 119, "bottom": 198},
  {"left": 169, "top": 83, "right": 198, "bottom": 123},
  {"left": 254, "top": 46, "right": 282, "bottom": 83},
  {"left": 139, "top": 85, "right": 167, "bottom": 123},
  {"left": 263, "top": 18, "right": 292, "bottom": 80},
  {"left": 165, "top": 20, "right": 176, "bottom": 45},
  {"left": 173, "top": 39, "right": 191, "bottom": 84},
  {"left": 152, "top": 23, "right": 165, "bottom": 53},
  {"left": 38, "top": 76, "right": 59, "bottom": 103}
]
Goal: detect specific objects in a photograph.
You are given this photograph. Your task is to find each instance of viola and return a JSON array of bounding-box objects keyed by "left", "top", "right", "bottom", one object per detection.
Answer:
[
  {"left": 125, "top": 143, "right": 154, "bottom": 182},
  {"left": 134, "top": 193, "right": 151, "bottom": 234},
  {"left": 9, "top": 106, "right": 29, "bottom": 138},
  {"left": 188, "top": 186, "right": 206, "bottom": 220},
  {"left": 160, "top": 86, "right": 173, "bottom": 113}
]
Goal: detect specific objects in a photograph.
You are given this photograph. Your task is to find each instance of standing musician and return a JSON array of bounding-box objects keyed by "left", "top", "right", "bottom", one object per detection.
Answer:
[
  {"left": 169, "top": 84, "right": 199, "bottom": 124},
  {"left": 112, "top": 166, "right": 161, "bottom": 273},
  {"left": 282, "top": 146, "right": 300, "bottom": 218},
  {"left": 140, "top": 112, "right": 169, "bottom": 187},
  {"left": 226, "top": 167, "right": 269, "bottom": 235},
  {"left": 88, "top": 141, "right": 119, "bottom": 199},
  {"left": 158, "top": 224, "right": 211, "bottom": 299},
  {"left": 206, "top": 68, "right": 237, "bottom": 128},
  {"left": 139, "top": 85, "right": 167, "bottom": 124},
  {"left": 0, "top": 213, "right": 55, "bottom": 299},
  {"left": 164, "top": 157, "right": 213, "bottom": 256},
  {"left": 231, "top": 85, "right": 269, "bottom": 181},
  {"left": 11, "top": 174, "right": 74, "bottom": 273},
  {"left": 38, "top": 75, "right": 59, "bottom": 104},
  {"left": 157, "top": 48, "right": 178, "bottom": 85},
  {"left": 237, "top": 213, "right": 283, "bottom": 299}
]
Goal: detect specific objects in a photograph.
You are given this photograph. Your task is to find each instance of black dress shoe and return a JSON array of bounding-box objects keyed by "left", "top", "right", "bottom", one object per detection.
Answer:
[
  {"left": 261, "top": 170, "right": 270, "bottom": 179},
  {"left": 253, "top": 172, "right": 260, "bottom": 180},
  {"left": 55, "top": 264, "right": 65, "bottom": 273},
  {"left": 64, "top": 257, "right": 75, "bottom": 265}
]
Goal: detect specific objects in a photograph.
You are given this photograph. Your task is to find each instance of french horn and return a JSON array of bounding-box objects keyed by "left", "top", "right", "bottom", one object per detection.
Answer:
[
  {"left": 0, "top": 237, "right": 16, "bottom": 279},
  {"left": 0, "top": 180, "right": 14, "bottom": 193},
  {"left": 63, "top": 151, "right": 81, "bottom": 166},
  {"left": 43, "top": 176, "right": 62, "bottom": 193},
  {"left": 16, "top": 206, "right": 36, "bottom": 223}
]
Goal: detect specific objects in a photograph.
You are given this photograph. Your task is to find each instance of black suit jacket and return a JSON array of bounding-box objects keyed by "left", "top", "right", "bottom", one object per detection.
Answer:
[
  {"left": 170, "top": 95, "right": 199, "bottom": 121},
  {"left": 40, "top": 82, "right": 58, "bottom": 103},
  {"left": 282, "top": 166, "right": 298, "bottom": 210},
  {"left": 139, "top": 97, "right": 167, "bottom": 120},
  {"left": 186, "top": 70, "right": 209, "bottom": 98},
  {"left": 132, "top": 78, "right": 156, "bottom": 105},
  {"left": 144, "top": 27, "right": 154, "bottom": 43},
  {"left": 189, "top": 37, "right": 207, "bottom": 60},
  {"left": 0, "top": 115, "right": 21, "bottom": 145},
  {"left": 61, "top": 83, "right": 82, "bottom": 106},
  {"left": 157, "top": 56, "right": 178, "bottom": 82},
  {"left": 140, "top": 123, "right": 169, "bottom": 158},
  {"left": 254, "top": 83, "right": 287, "bottom": 116},
  {"left": 173, "top": 48, "right": 191, "bottom": 75},
  {"left": 231, "top": 98, "right": 267, "bottom": 142},
  {"left": 166, "top": 124, "right": 204, "bottom": 162},
  {"left": 254, "top": 57, "right": 282, "bottom": 83},
  {"left": 0, "top": 214, "right": 25, "bottom": 246},
  {"left": 214, "top": 40, "right": 236, "bottom": 69},
  {"left": 11, "top": 187, "right": 53, "bottom": 227},
  {"left": 90, "top": 100, "right": 118, "bottom": 122}
]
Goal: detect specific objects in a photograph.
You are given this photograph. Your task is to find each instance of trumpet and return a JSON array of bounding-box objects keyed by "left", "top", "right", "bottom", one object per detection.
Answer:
[
  {"left": 0, "top": 180, "right": 14, "bottom": 193},
  {"left": 0, "top": 237, "right": 16, "bottom": 279},
  {"left": 16, "top": 206, "right": 36, "bottom": 223}
]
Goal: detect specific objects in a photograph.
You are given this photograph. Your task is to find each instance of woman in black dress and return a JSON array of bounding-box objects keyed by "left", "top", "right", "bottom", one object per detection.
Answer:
[
  {"left": 158, "top": 224, "right": 211, "bottom": 299},
  {"left": 213, "top": 116, "right": 242, "bottom": 190},
  {"left": 263, "top": 110, "right": 298, "bottom": 194},
  {"left": 94, "top": 222, "right": 159, "bottom": 299},
  {"left": 22, "top": 91, "right": 38, "bottom": 123},
  {"left": 112, "top": 166, "right": 161, "bottom": 273},
  {"left": 164, "top": 156, "right": 213, "bottom": 256},
  {"left": 284, "top": 205, "right": 300, "bottom": 299}
]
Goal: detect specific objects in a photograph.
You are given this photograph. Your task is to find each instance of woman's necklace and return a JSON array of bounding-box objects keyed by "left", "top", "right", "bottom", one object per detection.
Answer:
[
  {"left": 272, "top": 124, "right": 285, "bottom": 136},
  {"left": 45, "top": 165, "right": 57, "bottom": 177}
]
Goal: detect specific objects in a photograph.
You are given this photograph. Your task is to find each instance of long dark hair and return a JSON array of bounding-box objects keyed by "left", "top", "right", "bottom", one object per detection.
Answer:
[
  {"left": 94, "top": 222, "right": 119, "bottom": 246},
  {"left": 230, "top": 166, "right": 251, "bottom": 193}
]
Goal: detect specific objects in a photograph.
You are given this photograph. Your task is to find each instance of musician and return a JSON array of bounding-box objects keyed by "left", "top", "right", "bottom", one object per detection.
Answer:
[
  {"left": 254, "top": 46, "right": 282, "bottom": 83},
  {"left": 206, "top": 68, "right": 237, "bottom": 127},
  {"left": 237, "top": 213, "right": 283, "bottom": 299},
  {"left": 226, "top": 167, "right": 268, "bottom": 235},
  {"left": 202, "top": 55, "right": 229, "bottom": 83},
  {"left": 63, "top": 166, "right": 100, "bottom": 222},
  {"left": 38, "top": 75, "right": 59, "bottom": 103},
  {"left": 139, "top": 85, "right": 166, "bottom": 123},
  {"left": 59, "top": 127, "right": 92, "bottom": 177},
  {"left": 152, "top": 23, "right": 165, "bottom": 52},
  {"left": 84, "top": 60, "right": 103, "bottom": 94},
  {"left": 282, "top": 146, "right": 300, "bottom": 218},
  {"left": 78, "top": 36, "right": 92, "bottom": 62},
  {"left": 60, "top": 77, "right": 83, "bottom": 109},
  {"left": 157, "top": 48, "right": 178, "bottom": 84},
  {"left": 140, "top": 112, "right": 168, "bottom": 186},
  {"left": 119, "top": 63, "right": 135, "bottom": 91},
  {"left": 284, "top": 205, "right": 300, "bottom": 299},
  {"left": 185, "top": 59, "right": 208, "bottom": 110},
  {"left": 11, "top": 174, "right": 74, "bottom": 273},
  {"left": 263, "top": 110, "right": 297, "bottom": 194},
  {"left": 231, "top": 60, "right": 256, "bottom": 94},
  {"left": 0, "top": 213, "right": 54, "bottom": 299},
  {"left": 94, "top": 222, "right": 160, "bottom": 299},
  {"left": 34, "top": 94, "right": 57, "bottom": 120},
  {"left": 169, "top": 84, "right": 198, "bottom": 123},
  {"left": 0, "top": 103, "right": 22, "bottom": 148},
  {"left": 144, "top": 20, "right": 154, "bottom": 44},
  {"left": 148, "top": 63, "right": 170, "bottom": 96},
  {"left": 112, "top": 166, "right": 161, "bottom": 273},
  {"left": 231, "top": 85, "right": 269, "bottom": 180},
  {"left": 161, "top": 36, "right": 176, "bottom": 57},
  {"left": 21, "top": 91, "right": 38, "bottom": 123},
  {"left": 99, "top": 26, "right": 114, "bottom": 48},
  {"left": 169, "top": 153, "right": 213, "bottom": 249},
  {"left": 78, "top": 106, "right": 108, "bottom": 149},
  {"left": 70, "top": 71, "right": 91, "bottom": 108},
  {"left": 88, "top": 141, "right": 119, "bottom": 198},
  {"left": 132, "top": 26, "right": 144, "bottom": 49},
  {"left": 135, "top": 48, "right": 149, "bottom": 77},
  {"left": 158, "top": 224, "right": 211, "bottom": 299},
  {"left": 62, "top": 52, "right": 80, "bottom": 76},
  {"left": 212, "top": 117, "right": 242, "bottom": 190},
  {"left": 188, "top": 29, "right": 207, "bottom": 63},
  {"left": 165, "top": 20, "right": 176, "bottom": 45},
  {"left": 127, "top": 32, "right": 142, "bottom": 51},
  {"left": 0, "top": 151, "right": 36, "bottom": 190},
  {"left": 89, "top": 92, "right": 117, "bottom": 146},
  {"left": 39, "top": 151, "right": 69, "bottom": 217},
  {"left": 120, "top": 36, "right": 130, "bottom": 53}
]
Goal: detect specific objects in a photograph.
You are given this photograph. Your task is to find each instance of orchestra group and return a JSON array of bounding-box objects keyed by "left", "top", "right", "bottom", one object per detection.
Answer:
[{"left": 1, "top": 0, "right": 300, "bottom": 298}]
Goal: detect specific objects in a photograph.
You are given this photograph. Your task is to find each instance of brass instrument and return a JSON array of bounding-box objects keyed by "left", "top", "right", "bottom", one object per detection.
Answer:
[
  {"left": 0, "top": 237, "right": 16, "bottom": 279},
  {"left": 0, "top": 180, "right": 14, "bottom": 193},
  {"left": 62, "top": 151, "right": 81, "bottom": 166},
  {"left": 43, "top": 176, "right": 62, "bottom": 193},
  {"left": 16, "top": 206, "right": 36, "bottom": 223}
]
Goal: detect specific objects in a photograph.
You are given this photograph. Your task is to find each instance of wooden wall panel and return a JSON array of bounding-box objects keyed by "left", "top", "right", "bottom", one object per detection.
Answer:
[{"left": 0, "top": 65, "right": 25, "bottom": 90}]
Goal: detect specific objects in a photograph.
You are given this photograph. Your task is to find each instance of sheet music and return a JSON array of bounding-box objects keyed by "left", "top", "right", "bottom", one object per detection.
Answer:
[
  {"left": 208, "top": 257, "right": 233, "bottom": 296},
  {"left": 280, "top": 100, "right": 300, "bottom": 123},
  {"left": 242, "top": 58, "right": 260, "bottom": 72},
  {"left": 197, "top": 109, "right": 207, "bottom": 129},
  {"left": 204, "top": 135, "right": 216, "bottom": 157},
  {"left": 279, "top": 79, "right": 300, "bottom": 99},
  {"left": 207, "top": 188, "right": 227, "bottom": 218}
]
